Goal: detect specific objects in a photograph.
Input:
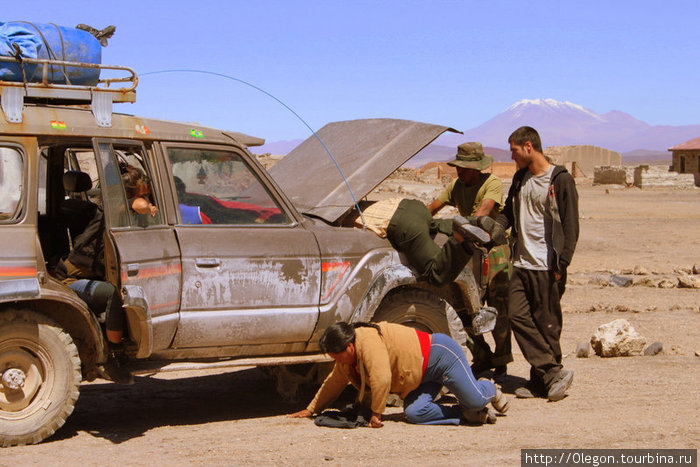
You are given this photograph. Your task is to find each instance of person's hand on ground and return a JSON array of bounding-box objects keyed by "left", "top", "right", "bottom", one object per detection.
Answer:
[
  {"left": 287, "top": 409, "right": 312, "bottom": 418},
  {"left": 369, "top": 413, "right": 383, "bottom": 428}
]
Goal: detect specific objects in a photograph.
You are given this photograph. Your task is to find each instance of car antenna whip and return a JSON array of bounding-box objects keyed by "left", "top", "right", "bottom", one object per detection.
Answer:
[{"left": 139, "top": 69, "right": 366, "bottom": 225}]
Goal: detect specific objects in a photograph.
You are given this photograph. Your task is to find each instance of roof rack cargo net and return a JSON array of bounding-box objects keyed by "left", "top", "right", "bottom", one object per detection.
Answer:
[{"left": 0, "top": 55, "right": 137, "bottom": 127}]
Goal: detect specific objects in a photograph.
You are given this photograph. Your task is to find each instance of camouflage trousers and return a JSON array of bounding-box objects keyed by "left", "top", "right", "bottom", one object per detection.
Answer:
[{"left": 466, "top": 244, "right": 513, "bottom": 371}]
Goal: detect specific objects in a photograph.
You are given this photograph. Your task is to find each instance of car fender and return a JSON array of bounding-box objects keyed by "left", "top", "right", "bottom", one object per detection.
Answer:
[
  {"left": 0, "top": 277, "right": 41, "bottom": 302},
  {"left": 350, "top": 263, "right": 417, "bottom": 324},
  {"left": 0, "top": 279, "right": 105, "bottom": 380}
]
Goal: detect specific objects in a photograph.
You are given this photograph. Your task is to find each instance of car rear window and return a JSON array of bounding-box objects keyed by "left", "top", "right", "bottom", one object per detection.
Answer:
[{"left": 0, "top": 146, "right": 23, "bottom": 222}]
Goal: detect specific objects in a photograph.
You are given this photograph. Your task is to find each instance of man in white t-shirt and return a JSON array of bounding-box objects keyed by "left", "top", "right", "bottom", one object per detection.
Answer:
[{"left": 496, "top": 127, "right": 579, "bottom": 402}]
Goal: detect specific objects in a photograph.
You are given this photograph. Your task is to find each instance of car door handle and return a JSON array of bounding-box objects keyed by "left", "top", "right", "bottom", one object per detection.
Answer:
[
  {"left": 126, "top": 264, "right": 140, "bottom": 277},
  {"left": 195, "top": 258, "right": 221, "bottom": 268}
]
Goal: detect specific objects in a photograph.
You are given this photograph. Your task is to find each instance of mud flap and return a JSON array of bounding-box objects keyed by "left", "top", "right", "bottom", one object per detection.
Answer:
[{"left": 121, "top": 284, "right": 152, "bottom": 358}]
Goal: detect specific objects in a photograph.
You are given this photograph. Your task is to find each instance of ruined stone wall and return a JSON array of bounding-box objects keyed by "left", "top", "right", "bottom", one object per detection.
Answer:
[
  {"left": 545, "top": 145, "right": 622, "bottom": 178},
  {"left": 633, "top": 165, "right": 696, "bottom": 188},
  {"left": 593, "top": 166, "right": 633, "bottom": 185}
]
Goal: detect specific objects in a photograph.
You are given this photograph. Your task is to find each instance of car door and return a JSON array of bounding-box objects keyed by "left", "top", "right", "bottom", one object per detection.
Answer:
[
  {"left": 94, "top": 139, "right": 182, "bottom": 353},
  {"left": 163, "top": 144, "right": 321, "bottom": 350}
]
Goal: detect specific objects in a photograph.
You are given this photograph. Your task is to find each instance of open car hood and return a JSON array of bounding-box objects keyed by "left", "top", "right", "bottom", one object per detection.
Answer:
[{"left": 268, "top": 118, "right": 458, "bottom": 223}]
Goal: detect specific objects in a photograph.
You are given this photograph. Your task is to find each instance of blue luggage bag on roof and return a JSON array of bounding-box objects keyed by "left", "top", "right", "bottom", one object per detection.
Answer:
[{"left": 0, "top": 21, "right": 102, "bottom": 85}]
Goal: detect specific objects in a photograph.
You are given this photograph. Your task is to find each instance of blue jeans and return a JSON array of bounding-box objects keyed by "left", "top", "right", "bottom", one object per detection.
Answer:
[
  {"left": 404, "top": 333, "right": 497, "bottom": 425},
  {"left": 69, "top": 279, "right": 125, "bottom": 333}
]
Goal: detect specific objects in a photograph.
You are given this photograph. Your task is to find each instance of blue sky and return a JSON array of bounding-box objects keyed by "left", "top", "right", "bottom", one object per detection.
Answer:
[{"left": 7, "top": 1, "right": 700, "bottom": 143}]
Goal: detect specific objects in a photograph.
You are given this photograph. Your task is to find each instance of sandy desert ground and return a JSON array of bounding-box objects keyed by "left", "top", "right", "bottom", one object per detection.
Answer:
[{"left": 2, "top": 178, "right": 699, "bottom": 467}]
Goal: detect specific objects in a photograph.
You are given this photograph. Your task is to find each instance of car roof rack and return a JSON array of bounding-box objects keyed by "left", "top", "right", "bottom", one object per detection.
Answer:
[{"left": 0, "top": 56, "right": 137, "bottom": 127}]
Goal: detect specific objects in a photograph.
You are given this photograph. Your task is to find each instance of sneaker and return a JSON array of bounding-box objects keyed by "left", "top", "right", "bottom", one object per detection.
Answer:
[
  {"left": 490, "top": 388, "right": 510, "bottom": 414},
  {"left": 514, "top": 383, "right": 547, "bottom": 399},
  {"left": 103, "top": 351, "right": 135, "bottom": 385},
  {"left": 452, "top": 216, "right": 491, "bottom": 245},
  {"left": 461, "top": 406, "right": 497, "bottom": 425},
  {"left": 547, "top": 370, "right": 574, "bottom": 402}
]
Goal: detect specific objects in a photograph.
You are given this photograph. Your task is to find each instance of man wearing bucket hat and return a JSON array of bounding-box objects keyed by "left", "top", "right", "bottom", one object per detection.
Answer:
[{"left": 428, "top": 142, "right": 513, "bottom": 379}]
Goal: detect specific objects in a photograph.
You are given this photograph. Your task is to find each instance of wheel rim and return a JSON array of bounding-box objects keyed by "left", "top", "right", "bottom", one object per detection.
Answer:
[{"left": 0, "top": 339, "right": 48, "bottom": 413}]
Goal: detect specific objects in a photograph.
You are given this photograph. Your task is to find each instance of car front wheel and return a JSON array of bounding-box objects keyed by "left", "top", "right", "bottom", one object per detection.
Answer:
[
  {"left": 371, "top": 287, "right": 467, "bottom": 344},
  {"left": 0, "top": 309, "right": 81, "bottom": 446}
]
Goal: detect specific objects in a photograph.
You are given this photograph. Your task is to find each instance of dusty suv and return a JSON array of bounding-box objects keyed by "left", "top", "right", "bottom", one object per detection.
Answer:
[{"left": 0, "top": 59, "right": 485, "bottom": 446}]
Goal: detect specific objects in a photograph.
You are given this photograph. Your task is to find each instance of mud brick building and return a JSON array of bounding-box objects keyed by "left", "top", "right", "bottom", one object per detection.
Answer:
[{"left": 669, "top": 136, "right": 700, "bottom": 186}]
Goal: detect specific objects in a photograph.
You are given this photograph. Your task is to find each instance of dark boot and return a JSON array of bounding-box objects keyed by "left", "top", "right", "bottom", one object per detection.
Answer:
[{"left": 103, "top": 342, "right": 134, "bottom": 385}]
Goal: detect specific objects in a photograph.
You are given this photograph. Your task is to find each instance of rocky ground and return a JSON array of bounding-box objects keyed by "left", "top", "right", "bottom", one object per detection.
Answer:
[{"left": 2, "top": 175, "right": 699, "bottom": 467}]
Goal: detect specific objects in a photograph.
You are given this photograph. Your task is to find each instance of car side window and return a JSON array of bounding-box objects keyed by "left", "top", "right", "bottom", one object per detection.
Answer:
[
  {"left": 0, "top": 146, "right": 23, "bottom": 223},
  {"left": 96, "top": 142, "right": 163, "bottom": 228},
  {"left": 167, "top": 147, "right": 290, "bottom": 225}
]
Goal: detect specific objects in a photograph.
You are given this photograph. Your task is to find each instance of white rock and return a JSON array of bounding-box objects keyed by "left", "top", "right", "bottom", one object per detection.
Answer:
[
  {"left": 677, "top": 275, "right": 700, "bottom": 289},
  {"left": 590, "top": 319, "right": 647, "bottom": 357}
]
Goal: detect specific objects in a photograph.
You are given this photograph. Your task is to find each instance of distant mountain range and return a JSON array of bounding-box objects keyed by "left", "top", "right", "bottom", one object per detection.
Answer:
[{"left": 252, "top": 98, "right": 700, "bottom": 166}]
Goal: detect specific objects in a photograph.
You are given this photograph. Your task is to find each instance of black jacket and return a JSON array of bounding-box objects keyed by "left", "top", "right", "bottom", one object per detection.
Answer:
[
  {"left": 497, "top": 165, "right": 579, "bottom": 275},
  {"left": 55, "top": 207, "right": 106, "bottom": 281}
]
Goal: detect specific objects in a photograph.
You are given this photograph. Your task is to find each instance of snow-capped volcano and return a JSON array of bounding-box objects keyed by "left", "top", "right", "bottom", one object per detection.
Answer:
[
  {"left": 506, "top": 99, "right": 603, "bottom": 122},
  {"left": 441, "top": 98, "right": 700, "bottom": 153}
]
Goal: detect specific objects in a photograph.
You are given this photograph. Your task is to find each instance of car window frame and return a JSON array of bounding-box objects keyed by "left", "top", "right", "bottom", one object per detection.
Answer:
[
  {"left": 0, "top": 143, "right": 27, "bottom": 224},
  {"left": 160, "top": 142, "right": 299, "bottom": 228},
  {"left": 92, "top": 138, "right": 166, "bottom": 231}
]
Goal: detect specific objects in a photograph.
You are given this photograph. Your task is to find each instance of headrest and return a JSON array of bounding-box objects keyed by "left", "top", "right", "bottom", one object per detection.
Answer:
[{"left": 63, "top": 171, "right": 92, "bottom": 192}]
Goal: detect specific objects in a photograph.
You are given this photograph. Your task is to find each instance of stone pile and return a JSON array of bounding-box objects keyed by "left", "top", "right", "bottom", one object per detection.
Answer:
[{"left": 568, "top": 264, "right": 700, "bottom": 289}]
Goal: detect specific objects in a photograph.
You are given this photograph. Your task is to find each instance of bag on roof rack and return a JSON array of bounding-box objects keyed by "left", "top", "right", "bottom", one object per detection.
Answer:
[{"left": 0, "top": 21, "right": 103, "bottom": 85}]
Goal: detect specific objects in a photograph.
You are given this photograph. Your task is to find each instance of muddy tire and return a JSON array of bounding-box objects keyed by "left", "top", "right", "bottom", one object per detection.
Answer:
[
  {"left": 372, "top": 288, "right": 467, "bottom": 344},
  {"left": 267, "top": 362, "right": 334, "bottom": 402},
  {"left": 0, "top": 309, "right": 81, "bottom": 446}
]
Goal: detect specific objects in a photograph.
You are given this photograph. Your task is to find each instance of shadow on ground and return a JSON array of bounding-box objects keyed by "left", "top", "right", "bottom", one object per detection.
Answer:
[{"left": 53, "top": 368, "right": 301, "bottom": 444}]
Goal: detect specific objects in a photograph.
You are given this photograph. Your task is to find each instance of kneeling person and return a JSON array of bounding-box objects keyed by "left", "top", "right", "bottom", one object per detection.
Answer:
[{"left": 288, "top": 321, "right": 509, "bottom": 426}]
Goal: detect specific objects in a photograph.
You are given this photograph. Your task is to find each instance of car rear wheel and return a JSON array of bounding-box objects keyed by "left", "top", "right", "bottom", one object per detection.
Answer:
[
  {"left": 371, "top": 287, "right": 467, "bottom": 344},
  {"left": 0, "top": 309, "right": 81, "bottom": 446}
]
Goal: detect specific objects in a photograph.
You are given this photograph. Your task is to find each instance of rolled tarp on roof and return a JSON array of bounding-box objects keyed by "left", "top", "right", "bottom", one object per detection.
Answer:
[{"left": 0, "top": 22, "right": 102, "bottom": 85}]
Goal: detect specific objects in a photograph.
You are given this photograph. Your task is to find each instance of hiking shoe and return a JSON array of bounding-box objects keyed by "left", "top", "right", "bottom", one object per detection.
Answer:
[
  {"left": 493, "top": 366, "right": 508, "bottom": 383},
  {"left": 452, "top": 216, "right": 491, "bottom": 245},
  {"left": 490, "top": 388, "right": 510, "bottom": 414},
  {"left": 103, "top": 351, "right": 135, "bottom": 385},
  {"left": 547, "top": 370, "right": 574, "bottom": 402},
  {"left": 514, "top": 383, "right": 547, "bottom": 399},
  {"left": 461, "top": 406, "right": 497, "bottom": 425},
  {"left": 471, "top": 362, "right": 492, "bottom": 379},
  {"left": 476, "top": 216, "right": 507, "bottom": 245},
  {"left": 478, "top": 377, "right": 509, "bottom": 414}
]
